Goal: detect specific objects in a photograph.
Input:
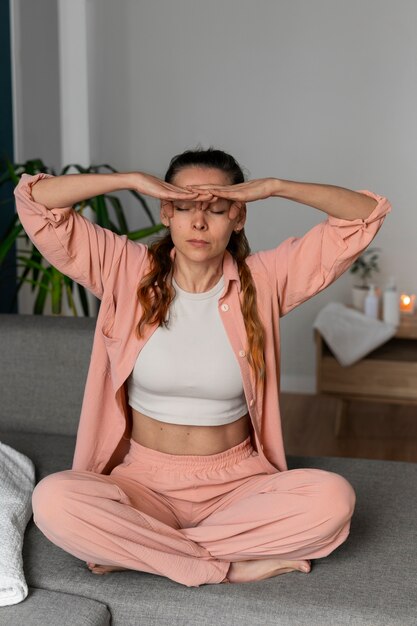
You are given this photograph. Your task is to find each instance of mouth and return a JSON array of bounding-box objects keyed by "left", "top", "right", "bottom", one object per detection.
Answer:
[{"left": 187, "top": 239, "right": 209, "bottom": 245}]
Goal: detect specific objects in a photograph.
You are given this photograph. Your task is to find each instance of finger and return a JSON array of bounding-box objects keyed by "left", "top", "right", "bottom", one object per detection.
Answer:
[
  {"left": 228, "top": 201, "right": 244, "bottom": 220},
  {"left": 163, "top": 181, "right": 198, "bottom": 194},
  {"left": 162, "top": 190, "right": 199, "bottom": 200},
  {"left": 201, "top": 198, "right": 219, "bottom": 210},
  {"left": 188, "top": 184, "right": 232, "bottom": 192},
  {"left": 161, "top": 200, "right": 174, "bottom": 218},
  {"left": 184, "top": 188, "right": 215, "bottom": 202},
  {"left": 190, "top": 185, "right": 244, "bottom": 200},
  {"left": 159, "top": 183, "right": 200, "bottom": 199},
  {"left": 190, "top": 182, "right": 250, "bottom": 191},
  {"left": 185, "top": 185, "right": 214, "bottom": 194}
]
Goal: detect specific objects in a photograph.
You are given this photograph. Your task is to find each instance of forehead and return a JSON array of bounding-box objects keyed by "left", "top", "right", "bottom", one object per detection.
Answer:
[{"left": 172, "top": 167, "right": 231, "bottom": 187}]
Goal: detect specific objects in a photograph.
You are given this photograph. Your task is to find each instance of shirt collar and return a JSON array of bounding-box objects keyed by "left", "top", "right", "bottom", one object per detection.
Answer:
[{"left": 222, "top": 249, "right": 242, "bottom": 293}]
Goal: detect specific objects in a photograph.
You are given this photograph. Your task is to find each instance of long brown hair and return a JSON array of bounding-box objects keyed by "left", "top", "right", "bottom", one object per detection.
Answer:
[{"left": 136, "top": 148, "right": 266, "bottom": 385}]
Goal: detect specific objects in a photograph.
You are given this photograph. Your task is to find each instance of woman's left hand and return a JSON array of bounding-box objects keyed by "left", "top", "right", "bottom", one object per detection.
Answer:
[{"left": 188, "top": 178, "right": 279, "bottom": 204}]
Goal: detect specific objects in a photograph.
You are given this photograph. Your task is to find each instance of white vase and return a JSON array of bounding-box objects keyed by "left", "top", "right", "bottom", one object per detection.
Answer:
[{"left": 351, "top": 285, "right": 369, "bottom": 312}]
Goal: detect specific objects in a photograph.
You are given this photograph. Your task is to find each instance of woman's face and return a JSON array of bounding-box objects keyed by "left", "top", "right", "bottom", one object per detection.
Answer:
[{"left": 160, "top": 167, "right": 246, "bottom": 266}]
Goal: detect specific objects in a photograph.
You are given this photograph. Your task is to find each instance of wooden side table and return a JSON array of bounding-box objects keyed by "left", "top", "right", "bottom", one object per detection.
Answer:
[{"left": 315, "top": 313, "right": 417, "bottom": 435}]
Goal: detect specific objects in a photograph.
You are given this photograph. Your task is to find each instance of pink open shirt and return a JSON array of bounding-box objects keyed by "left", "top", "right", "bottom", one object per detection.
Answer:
[{"left": 14, "top": 174, "right": 391, "bottom": 474}]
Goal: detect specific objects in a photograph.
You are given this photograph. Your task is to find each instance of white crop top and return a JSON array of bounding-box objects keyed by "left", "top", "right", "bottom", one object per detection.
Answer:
[{"left": 127, "top": 275, "right": 248, "bottom": 426}]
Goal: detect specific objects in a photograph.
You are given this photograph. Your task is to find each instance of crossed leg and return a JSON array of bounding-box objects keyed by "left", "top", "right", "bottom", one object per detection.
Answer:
[
  {"left": 32, "top": 470, "right": 229, "bottom": 587},
  {"left": 179, "top": 468, "right": 355, "bottom": 581},
  {"left": 32, "top": 467, "right": 355, "bottom": 586}
]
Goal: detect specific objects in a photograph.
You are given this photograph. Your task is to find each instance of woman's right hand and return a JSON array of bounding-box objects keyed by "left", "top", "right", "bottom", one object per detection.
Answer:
[
  {"left": 132, "top": 172, "right": 201, "bottom": 201},
  {"left": 30, "top": 170, "right": 214, "bottom": 211}
]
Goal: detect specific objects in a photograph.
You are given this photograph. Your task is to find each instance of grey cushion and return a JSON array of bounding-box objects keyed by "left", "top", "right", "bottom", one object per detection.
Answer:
[
  {"left": 0, "top": 587, "right": 110, "bottom": 626},
  {"left": 0, "top": 314, "right": 94, "bottom": 436},
  {"left": 1, "top": 431, "right": 416, "bottom": 625}
]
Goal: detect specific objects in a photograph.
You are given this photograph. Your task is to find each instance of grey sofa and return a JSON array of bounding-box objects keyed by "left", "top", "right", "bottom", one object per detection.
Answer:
[{"left": 0, "top": 314, "right": 416, "bottom": 626}]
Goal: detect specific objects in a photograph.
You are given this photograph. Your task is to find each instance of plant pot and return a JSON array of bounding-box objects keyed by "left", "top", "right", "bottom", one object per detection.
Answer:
[{"left": 351, "top": 285, "right": 369, "bottom": 311}]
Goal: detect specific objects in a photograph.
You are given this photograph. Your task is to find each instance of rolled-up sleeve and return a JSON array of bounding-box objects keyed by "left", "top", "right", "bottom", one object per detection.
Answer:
[
  {"left": 14, "top": 173, "right": 136, "bottom": 299},
  {"left": 257, "top": 190, "right": 391, "bottom": 317}
]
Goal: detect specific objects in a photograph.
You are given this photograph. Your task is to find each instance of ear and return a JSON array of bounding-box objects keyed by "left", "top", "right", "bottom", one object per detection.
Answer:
[{"left": 160, "top": 200, "right": 174, "bottom": 225}]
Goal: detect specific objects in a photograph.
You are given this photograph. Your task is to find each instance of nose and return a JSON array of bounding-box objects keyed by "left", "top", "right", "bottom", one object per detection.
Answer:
[{"left": 192, "top": 205, "right": 208, "bottom": 230}]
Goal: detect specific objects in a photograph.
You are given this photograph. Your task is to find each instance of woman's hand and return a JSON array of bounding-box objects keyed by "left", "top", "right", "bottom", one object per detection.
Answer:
[
  {"left": 189, "top": 177, "right": 379, "bottom": 221},
  {"left": 132, "top": 172, "right": 218, "bottom": 219},
  {"left": 188, "top": 178, "right": 279, "bottom": 203},
  {"left": 30, "top": 171, "right": 214, "bottom": 211},
  {"left": 133, "top": 172, "right": 214, "bottom": 202},
  {"left": 187, "top": 178, "right": 279, "bottom": 220}
]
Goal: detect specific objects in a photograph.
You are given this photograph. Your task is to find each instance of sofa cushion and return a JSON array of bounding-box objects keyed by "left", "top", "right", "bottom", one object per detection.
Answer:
[
  {"left": 0, "top": 315, "right": 94, "bottom": 436},
  {"left": 0, "top": 431, "right": 75, "bottom": 481},
  {"left": 1, "top": 431, "right": 416, "bottom": 625},
  {"left": 0, "top": 587, "right": 110, "bottom": 626}
]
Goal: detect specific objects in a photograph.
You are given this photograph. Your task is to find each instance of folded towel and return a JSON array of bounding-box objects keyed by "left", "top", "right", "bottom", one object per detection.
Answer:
[
  {"left": 313, "top": 302, "right": 397, "bottom": 366},
  {"left": 0, "top": 442, "right": 35, "bottom": 606}
]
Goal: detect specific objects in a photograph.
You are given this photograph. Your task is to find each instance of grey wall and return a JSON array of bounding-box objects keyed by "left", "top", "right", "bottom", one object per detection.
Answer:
[
  {"left": 13, "top": 0, "right": 61, "bottom": 168},
  {"left": 86, "top": 0, "right": 417, "bottom": 389},
  {"left": 13, "top": 0, "right": 417, "bottom": 389}
]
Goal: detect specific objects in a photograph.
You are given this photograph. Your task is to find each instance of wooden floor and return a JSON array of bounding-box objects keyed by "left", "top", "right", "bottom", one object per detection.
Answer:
[{"left": 280, "top": 393, "right": 417, "bottom": 463}]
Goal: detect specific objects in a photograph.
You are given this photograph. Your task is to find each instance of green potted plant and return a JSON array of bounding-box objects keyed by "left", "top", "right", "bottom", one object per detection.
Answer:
[
  {"left": 349, "top": 247, "right": 380, "bottom": 311},
  {"left": 0, "top": 159, "right": 165, "bottom": 315}
]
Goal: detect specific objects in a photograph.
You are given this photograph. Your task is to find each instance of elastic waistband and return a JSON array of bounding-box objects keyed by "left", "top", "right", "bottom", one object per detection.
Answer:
[{"left": 128, "top": 435, "right": 254, "bottom": 470}]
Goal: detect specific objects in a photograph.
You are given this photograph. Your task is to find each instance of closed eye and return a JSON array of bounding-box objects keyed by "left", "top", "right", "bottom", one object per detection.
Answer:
[
  {"left": 174, "top": 205, "right": 225, "bottom": 214},
  {"left": 174, "top": 201, "right": 230, "bottom": 215}
]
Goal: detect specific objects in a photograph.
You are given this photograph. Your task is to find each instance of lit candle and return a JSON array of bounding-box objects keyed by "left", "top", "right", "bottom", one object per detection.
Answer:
[{"left": 400, "top": 294, "right": 416, "bottom": 314}]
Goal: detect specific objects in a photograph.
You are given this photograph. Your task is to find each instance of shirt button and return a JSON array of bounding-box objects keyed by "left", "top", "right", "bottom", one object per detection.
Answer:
[
  {"left": 261, "top": 444, "right": 264, "bottom": 451},
  {"left": 249, "top": 399, "right": 255, "bottom": 407},
  {"left": 221, "top": 303, "right": 229, "bottom": 312},
  {"left": 239, "top": 350, "right": 246, "bottom": 358}
]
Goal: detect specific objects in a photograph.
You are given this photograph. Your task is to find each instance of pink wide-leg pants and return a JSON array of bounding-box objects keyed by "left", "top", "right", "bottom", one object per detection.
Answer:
[{"left": 32, "top": 436, "right": 355, "bottom": 587}]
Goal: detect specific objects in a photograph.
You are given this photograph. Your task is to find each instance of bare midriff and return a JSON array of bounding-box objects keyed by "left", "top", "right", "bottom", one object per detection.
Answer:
[{"left": 131, "top": 408, "right": 252, "bottom": 455}]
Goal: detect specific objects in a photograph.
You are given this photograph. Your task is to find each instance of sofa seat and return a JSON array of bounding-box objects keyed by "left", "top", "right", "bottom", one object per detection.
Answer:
[
  {"left": 0, "top": 587, "right": 110, "bottom": 626},
  {"left": 1, "top": 430, "right": 416, "bottom": 626}
]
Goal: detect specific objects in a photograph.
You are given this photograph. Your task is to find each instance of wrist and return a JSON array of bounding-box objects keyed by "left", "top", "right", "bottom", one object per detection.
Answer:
[
  {"left": 118, "top": 171, "right": 139, "bottom": 190},
  {"left": 270, "top": 178, "right": 285, "bottom": 197}
]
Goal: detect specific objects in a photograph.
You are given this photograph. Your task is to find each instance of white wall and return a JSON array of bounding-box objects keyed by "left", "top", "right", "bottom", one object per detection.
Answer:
[{"left": 12, "top": 0, "right": 417, "bottom": 390}]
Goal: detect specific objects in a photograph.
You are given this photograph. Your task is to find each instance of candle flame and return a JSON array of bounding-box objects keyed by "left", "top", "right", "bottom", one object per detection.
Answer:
[{"left": 402, "top": 295, "right": 411, "bottom": 305}]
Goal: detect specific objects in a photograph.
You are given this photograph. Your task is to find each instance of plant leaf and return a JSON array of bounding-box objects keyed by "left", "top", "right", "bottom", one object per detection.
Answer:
[
  {"left": 0, "top": 221, "right": 23, "bottom": 264},
  {"left": 128, "top": 224, "right": 165, "bottom": 240},
  {"left": 1, "top": 158, "right": 162, "bottom": 316},
  {"left": 77, "top": 282, "right": 90, "bottom": 316},
  {"left": 34, "top": 270, "right": 52, "bottom": 314},
  {"left": 106, "top": 195, "right": 129, "bottom": 234},
  {"left": 50, "top": 266, "right": 63, "bottom": 314},
  {"left": 127, "top": 190, "right": 155, "bottom": 225},
  {"left": 91, "top": 195, "right": 111, "bottom": 229}
]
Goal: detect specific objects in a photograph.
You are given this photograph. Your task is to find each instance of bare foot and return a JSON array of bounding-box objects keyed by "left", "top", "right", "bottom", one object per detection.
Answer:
[
  {"left": 225, "top": 558, "right": 311, "bottom": 584},
  {"left": 87, "top": 562, "right": 128, "bottom": 575}
]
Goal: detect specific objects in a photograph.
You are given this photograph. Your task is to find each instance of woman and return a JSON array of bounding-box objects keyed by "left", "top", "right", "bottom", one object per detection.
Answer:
[{"left": 15, "top": 148, "right": 391, "bottom": 587}]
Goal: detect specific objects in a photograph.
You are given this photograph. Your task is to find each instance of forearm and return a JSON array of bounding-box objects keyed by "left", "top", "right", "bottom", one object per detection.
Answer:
[
  {"left": 31, "top": 172, "right": 136, "bottom": 209},
  {"left": 272, "top": 179, "right": 378, "bottom": 220}
]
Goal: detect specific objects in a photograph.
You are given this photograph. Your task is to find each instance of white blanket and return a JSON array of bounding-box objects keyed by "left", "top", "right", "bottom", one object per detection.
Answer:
[
  {"left": 313, "top": 302, "right": 397, "bottom": 366},
  {"left": 0, "top": 442, "right": 35, "bottom": 606}
]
